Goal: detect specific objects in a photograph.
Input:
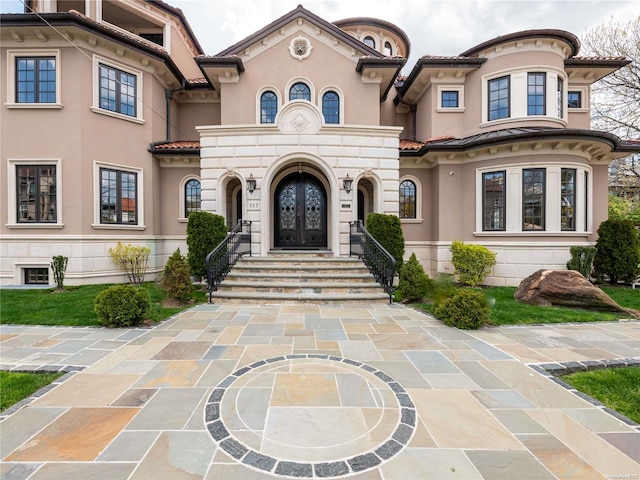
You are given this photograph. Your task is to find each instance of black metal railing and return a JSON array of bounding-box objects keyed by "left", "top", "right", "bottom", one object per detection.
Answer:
[
  {"left": 206, "top": 220, "right": 251, "bottom": 303},
  {"left": 349, "top": 220, "right": 396, "bottom": 302}
]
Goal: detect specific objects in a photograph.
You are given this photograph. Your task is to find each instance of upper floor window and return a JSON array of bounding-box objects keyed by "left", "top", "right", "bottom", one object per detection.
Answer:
[
  {"left": 527, "top": 73, "right": 546, "bottom": 116},
  {"left": 522, "top": 168, "right": 545, "bottom": 231},
  {"left": 399, "top": 180, "right": 416, "bottom": 219},
  {"left": 488, "top": 76, "right": 510, "bottom": 121},
  {"left": 261, "top": 91, "right": 278, "bottom": 123},
  {"left": 384, "top": 41, "right": 393, "bottom": 56},
  {"left": 16, "top": 57, "right": 56, "bottom": 103},
  {"left": 322, "top": 91, "right": 340, "bottom": 124},
  {"left": 17, "top": 165, "right": 57, "bottom": 223},
  {"left": 441, "top": 91, "right": 459, "bottom": 108},
  {"left": 100, "top": 167, "right": 137, "bottom": 225},
  {"left": 557, "top": 77, "right": 564, "bottom": 118},
  {"left": 482, "top": 171, "right": 505, "bottom": 231},
  {"left": 289, "top": 82, "right": 310, "bottom": 101},
  {"left": 99, "top": 64, "right": 137, "bottom": 117},
  {"left": 185, "top": 179, "right": 201, "bottom": 217},
  {"left": 363, "top": 36, "right": 375, "bottom": 49},
  {"left": 568, "top": 91, "right": 582, "bottom": 108},
  {"left": 561, "top": 168, "right": 576, "bottom": 231}
]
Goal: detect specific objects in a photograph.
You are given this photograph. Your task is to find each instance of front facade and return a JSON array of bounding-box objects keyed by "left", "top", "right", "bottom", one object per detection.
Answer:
[{"left": 1, "top": 1, "right": 637, "bottom": 287}]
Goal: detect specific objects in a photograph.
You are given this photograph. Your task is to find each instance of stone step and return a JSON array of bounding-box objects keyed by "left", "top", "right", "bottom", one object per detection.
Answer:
[
  {"left": 207, "top": 291, "right": 390, "bottom": 304},
  {"left": 216, "top": 280, "right": 382, "bottom": 294},
  {"left": 226, "top": 272, "right": 376, "bottom": 283},
  {"left": 209, "top": 252, "right": 389, "bottom": 304}
]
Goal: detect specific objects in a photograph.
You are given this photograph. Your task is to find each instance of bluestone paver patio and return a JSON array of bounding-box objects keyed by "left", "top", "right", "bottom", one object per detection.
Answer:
[{"left": 1, "top": 303, "right": 639, "bottom": 479}]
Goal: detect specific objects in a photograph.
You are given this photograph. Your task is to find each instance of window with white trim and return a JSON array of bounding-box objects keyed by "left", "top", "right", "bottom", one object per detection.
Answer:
[
  {"left": 6, "top": 50, "right": 61, "bottom": 108},
  {"left": 260, "top": 91, "right": 278, "bottom": 123},
  {"left": 488, "top": 76, "right": 510, "bottom": 121},
  {"left": 92, "top": 56, "right": 143, "bottom": 122},
  {"left": 289, "top": 82, "right": 311, "bottom": 101},
  {"left": 185, "top": 178, "right": 201, "bottom": 217},
  {"left": 522, "top": 168, "right": 545, "bottom": 230},
  {"left": 561, "top": 168, "right": 576, "bottom": 231},
  {"left": 322, "top": 91, "right": 339, "bottom": 124},
  {"left": 398, "top": 175, "right": 422, "bottom": 222},
  {"left": 482, "top": 171, "right": 505, "bottom": 231},
  {"left": 527, "top": 73, "right": 546, "bottom": 116},
  {"left": 100, "top": 167, "right": 138, "bottom": 224}
]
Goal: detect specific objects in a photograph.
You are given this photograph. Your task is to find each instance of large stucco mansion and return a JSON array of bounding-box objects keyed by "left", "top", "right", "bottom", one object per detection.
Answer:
[{"left": 1, "top": 0, "right": 637, "bottom": 287}]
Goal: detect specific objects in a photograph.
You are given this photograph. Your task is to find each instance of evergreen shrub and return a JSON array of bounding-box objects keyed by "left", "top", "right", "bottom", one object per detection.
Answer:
[
  {"left": 366, "top": 213, "right": 405, "bottom": 272},
  {"left": 94, "top": 284, "right": 150, "bottom": 327},
  {"left": 434, "top": 289, "right": 490, "bottom": 329},
  {"left": 51, "top": 255, "right": 68, "bottom": 291},
  {"left": 566, "top": 246, "right": 597, "bottom": 280},
  {"left": 186, "top": 212, "right": 228, "bottom": 281},
  {"left": 593, "top": 219, "right": 640, "bottom": 284},
  {"left": 398, "top": 253, "right": 433, "bottom": 302},
  {"left": 162, "top": 249, "right": 193, "bottom": 302},
  {"left": 450, "top": 241, "right": 496, "bottom": 287}
]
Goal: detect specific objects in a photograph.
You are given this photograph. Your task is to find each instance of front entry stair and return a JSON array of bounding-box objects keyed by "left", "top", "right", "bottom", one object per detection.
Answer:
[{"left": 208, "top": 251, "right": 390, "bottom": 304}]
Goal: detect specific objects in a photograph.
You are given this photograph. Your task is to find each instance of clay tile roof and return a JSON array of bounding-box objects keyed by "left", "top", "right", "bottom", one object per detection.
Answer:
[
  {"left": 399, "top": 139, "right": 425, "bottom": 150},
  {"left": 571, "top": 55, "right": 628, "bottom": 61},
  {"left": 425, "top": 135, "right": 456, "bottom": 144},
  {"left": 420, "top": 54, "right": 468, "bottom": 60},
  {"left": 154, "top": 141, "right": 200, "bottom": 150},
  {"left": 67, "top": 10, "right": 167, "bottom": 54},
  {"left": 187, "top": 77, "right": 209, "bottom": 84}
]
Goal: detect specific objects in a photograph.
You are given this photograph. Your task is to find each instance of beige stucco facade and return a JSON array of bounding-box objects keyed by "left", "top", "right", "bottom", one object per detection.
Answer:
[{"left": 1, "top": 1, "right": 636, "bottom": 287}]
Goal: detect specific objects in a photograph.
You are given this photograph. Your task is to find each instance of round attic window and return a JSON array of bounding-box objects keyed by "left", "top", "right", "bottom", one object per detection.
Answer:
[{"left": 289, "top": 36, "right": 312, "bottom": 60}]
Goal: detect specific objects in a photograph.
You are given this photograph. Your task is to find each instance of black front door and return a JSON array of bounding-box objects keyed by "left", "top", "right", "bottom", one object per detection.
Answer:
[{"left": 275, "top": 173, "right": 327, "bottom": 248}]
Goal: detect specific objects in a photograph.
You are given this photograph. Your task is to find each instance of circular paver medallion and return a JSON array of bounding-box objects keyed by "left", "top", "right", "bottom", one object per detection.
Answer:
[{"left": 205, "top": 354, "right": 416, "bottom": 478}]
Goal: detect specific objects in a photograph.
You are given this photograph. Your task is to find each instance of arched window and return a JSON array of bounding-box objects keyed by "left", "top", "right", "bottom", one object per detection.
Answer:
[
  {"left": 384, "top": 41, "right": 393, "bottom": 56},
  {"left": 322, "top": 91, "right": 340, "bottom": 124},
  {"left": 363, "top": 36, "right": 375, "bottom": 49},
  {"left": 260, "top": 91, "right": 277, "bottom": 123},
  {"left": 289, "top": 82, "right": 310, "bottom": 101},
  {"left": 399, "top": 179, "right": 416, "bottom": 219},
  {"left": 185, "top": 179, "right": 201, "bottom": 217}
]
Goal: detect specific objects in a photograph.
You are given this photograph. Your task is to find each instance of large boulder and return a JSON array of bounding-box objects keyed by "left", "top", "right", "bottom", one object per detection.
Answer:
[{"left": 515, "top": 269, "right": 638, "bottom": 318}]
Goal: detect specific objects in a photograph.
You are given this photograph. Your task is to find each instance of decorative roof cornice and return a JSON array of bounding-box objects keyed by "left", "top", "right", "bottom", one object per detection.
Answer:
[{"left": 460, "top": 29, "right": 580, "bottom": 57}]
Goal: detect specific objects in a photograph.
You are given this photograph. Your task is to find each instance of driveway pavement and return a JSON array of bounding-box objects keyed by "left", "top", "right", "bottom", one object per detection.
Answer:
[{"left": 1, "top": 303, "right": 639, "bottom": 479}]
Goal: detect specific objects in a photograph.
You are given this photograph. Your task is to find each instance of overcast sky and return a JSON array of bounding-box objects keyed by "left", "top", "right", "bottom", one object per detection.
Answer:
[{"left": 1, "top": 0, "right": 638, "bottom": 71}]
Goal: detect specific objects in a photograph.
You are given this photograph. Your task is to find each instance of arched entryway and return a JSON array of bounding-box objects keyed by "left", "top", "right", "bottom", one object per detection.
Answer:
[{"left": 274, "top": 172, "right": 327, "bottom": 248}]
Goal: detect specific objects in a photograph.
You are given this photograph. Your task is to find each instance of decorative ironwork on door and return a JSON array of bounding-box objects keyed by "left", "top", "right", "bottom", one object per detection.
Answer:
[{"left": 275, "top": 173, "right": 327, "bottom": 248}]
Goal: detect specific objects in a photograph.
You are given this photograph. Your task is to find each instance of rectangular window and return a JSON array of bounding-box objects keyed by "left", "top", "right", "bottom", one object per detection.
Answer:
[
  {"left": 561, "top": 168, "right": 576, "bottom": 231},
  {"left": 568, "top": 91, "right": 582, "bottom": 108},
  {"left": 441, "top": 90, "right": 459, "bottom": 108},
  {"left": 585, "top": 172, "right": 589, "bottom": 231},
  {"left": 527, "top": 73, "right": 546, "bottom": 115},
  {"left": 482, "top": 171, "right": 506, "bottom": 231},
  {"left": 24, "top": 268, "right": 49, "bottom": 285},
  {"left": 99, "top": 64, "right": 137, "bottom": 117},
  {"left": 557, "top": 77, "right": 564, "bottom": 118},
  {"left": 522, "top": 168, "right": 545, "bottom": 230},
  {"left": 488, "top": 76, "right": 510, "bottom": 121},
  {"left": 16, "top": 165, "right": 57, "bottom": 223},
  {"left": 100, "top": 168, "right": 138, "bottom": 224},
  {"left": 16, "top": 57, "right": 56, "bottom": 103}
]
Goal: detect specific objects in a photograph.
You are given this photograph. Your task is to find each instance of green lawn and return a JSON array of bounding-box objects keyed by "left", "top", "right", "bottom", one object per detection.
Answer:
[
  {"left": 562, "top": 367, "right": 640, "bottom": 424},
  {"left": 0, "top": 282, "right": 205, "bottom": 327},
  {"left": 0, "top": 371, "right": 64, "bottom": 410},
  {"left": 416, "top": 285, "right": 639, "bottom": 326}
]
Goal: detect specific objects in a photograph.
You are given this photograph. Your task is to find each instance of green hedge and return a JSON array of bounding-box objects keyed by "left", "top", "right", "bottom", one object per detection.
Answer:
[
  {"left": 593, "top": 219, "right": 640, "bottom": 284},
  {"left": 366, "top": 213, "right": 405, "bottom": 272},
  {"left": 186, "top": 212, "right": 228, "bottom": 281}
]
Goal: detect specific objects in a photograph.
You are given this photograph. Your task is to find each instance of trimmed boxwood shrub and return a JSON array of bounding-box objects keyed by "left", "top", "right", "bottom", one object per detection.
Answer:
[
  {"left": 398, "top": 253, "right": 433, "bottom": 302},
  {"left": 566, "top": 246, "right": 597, "bottom": 280},
  {"left": 434, "top": 289, "right": 490, "bottom": 330},
  {"left": 162, "top": 248, "right": 193, "bottom": 302},
  {"left": 593, "top": 219, "right": 640, "bottom": 284},
  {"left": 450, "top": 241, "right": 496, "bottom": 287},
  {"left": 94, "top": 284, "right": 150, "bottom": 327},
  {"left": 186, "top": 212, "right": 228, "bottom": 281},
  {"left": 366, "top": 213, "right": 405, "bottom": 272}
]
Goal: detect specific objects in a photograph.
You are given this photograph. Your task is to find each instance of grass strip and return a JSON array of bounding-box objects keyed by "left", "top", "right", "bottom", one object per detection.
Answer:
[{"left": 0, "top": 371, "right": 64, "bottom": 410}]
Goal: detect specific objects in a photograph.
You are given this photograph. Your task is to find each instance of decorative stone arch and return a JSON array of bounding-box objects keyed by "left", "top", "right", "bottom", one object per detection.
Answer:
[
  {"left": 217, "top": 171, "right": 251, "bottom": 229},
  {"left": 261, "top": 152, "right": 340, "bottom": 255},
  {"left": 354, "top": 170, "right": 383, "bottom": 223}
]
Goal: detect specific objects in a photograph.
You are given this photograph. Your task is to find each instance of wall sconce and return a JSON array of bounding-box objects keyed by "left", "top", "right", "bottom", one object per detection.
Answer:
[
  {"left": 343, "top": 174, "right": 353, "bottom": 193},
  {"left": 246, "top": 174, "right": 256, "bottom": 194}
]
